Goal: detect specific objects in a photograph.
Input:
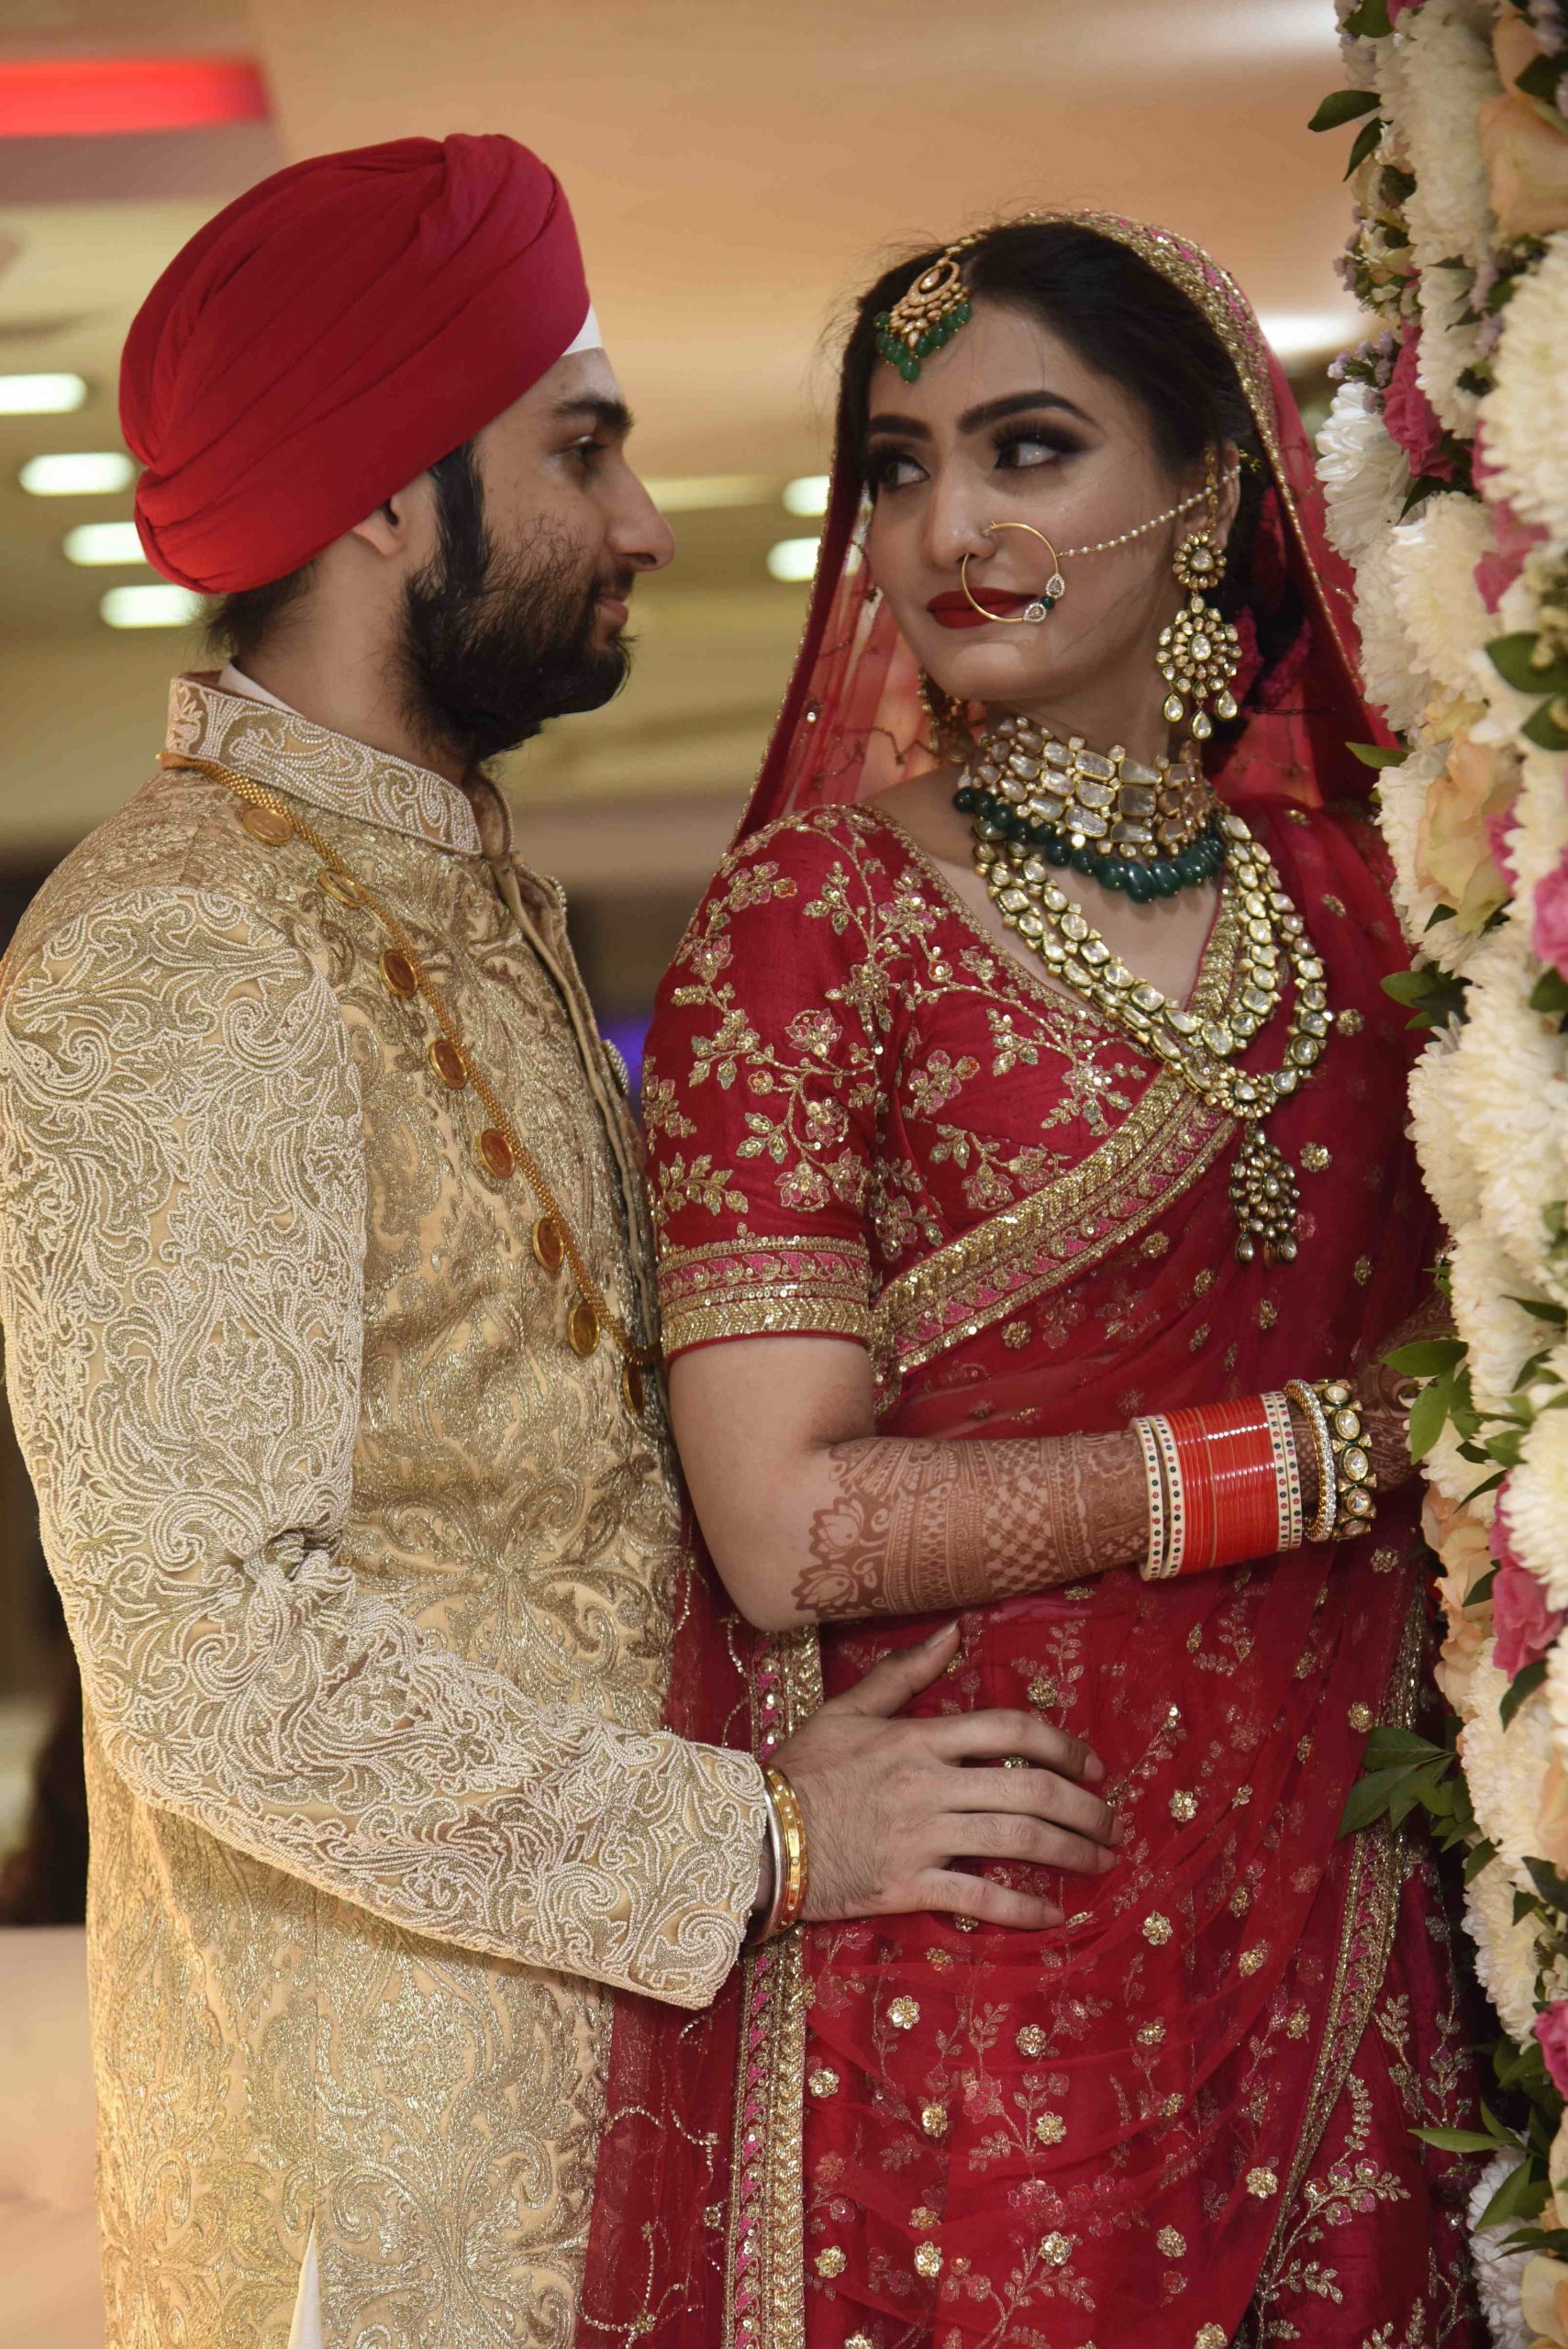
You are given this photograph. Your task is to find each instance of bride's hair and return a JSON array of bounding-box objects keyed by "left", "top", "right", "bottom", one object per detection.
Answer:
[{"left": 835, "top": 218, "right": 1305, "bottom": 716}]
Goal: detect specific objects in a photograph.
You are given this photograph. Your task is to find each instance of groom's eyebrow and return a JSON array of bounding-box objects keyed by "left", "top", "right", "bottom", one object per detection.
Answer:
[
  {"left": 866, "top": 389, "right": 1093, "bottom": 438},
  {"left": 551, "top": 394, "right": 635, "bottom": 437}
]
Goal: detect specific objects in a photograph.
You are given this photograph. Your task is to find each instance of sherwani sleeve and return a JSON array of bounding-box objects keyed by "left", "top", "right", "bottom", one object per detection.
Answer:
[{"left": 0, "top": 885, "right": 765, "bottom": 2008}]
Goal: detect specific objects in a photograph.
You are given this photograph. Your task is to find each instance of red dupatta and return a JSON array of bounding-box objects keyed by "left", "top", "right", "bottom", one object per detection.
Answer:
[{"left": 582, "top": 214, "right": 1429, "bottom": 2349}]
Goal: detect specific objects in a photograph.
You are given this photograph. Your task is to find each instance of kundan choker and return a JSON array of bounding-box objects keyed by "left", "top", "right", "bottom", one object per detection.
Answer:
[
  {"left": 957, "top": 721, "right": 1330, "bottom": 1264},
  {"left": 952, "top": 713, "right": 1223, "bottom": 899}
]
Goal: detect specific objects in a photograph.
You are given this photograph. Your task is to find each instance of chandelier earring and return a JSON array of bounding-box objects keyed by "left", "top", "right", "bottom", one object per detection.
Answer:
[
  {"left": 919, "top": 672, "right": 973, "bottom": 763},
  {"left": 1156, "top": 453, "right": 1240, "bottom": 744}
]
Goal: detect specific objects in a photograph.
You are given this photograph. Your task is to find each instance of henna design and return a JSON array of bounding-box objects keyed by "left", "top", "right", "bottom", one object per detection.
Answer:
[
  {"left": 1356, "top": 1288, "right": 1453, "bottom": 1490},
  {"left": 793, "top": 1429, "right": 1149, "bottom": 1620}
]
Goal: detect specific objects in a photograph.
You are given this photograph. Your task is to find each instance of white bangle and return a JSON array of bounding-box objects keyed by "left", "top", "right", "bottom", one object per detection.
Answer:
[
  {"left": 1134, "top": 1414, "right": 1171, "bottom": 1580},
  {"left": 1262, "top": 1388, "right": 1304, "bottom": 1553}
]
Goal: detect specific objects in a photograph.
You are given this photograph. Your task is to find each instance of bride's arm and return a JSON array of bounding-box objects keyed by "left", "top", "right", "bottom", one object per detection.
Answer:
[{"left": 671, "top": 1333, "right": 1153, "bottom": 1631}]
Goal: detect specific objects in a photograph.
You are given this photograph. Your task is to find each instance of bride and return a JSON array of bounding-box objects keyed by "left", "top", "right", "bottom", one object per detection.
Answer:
[{"left": 585, "top": 213, "right": 1484, "bottom": 2348}]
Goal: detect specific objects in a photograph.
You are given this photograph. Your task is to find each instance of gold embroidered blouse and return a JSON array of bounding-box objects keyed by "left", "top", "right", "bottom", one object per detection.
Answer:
[{"left": 0, "top": 675, "right": 766, "bottom": 2349}]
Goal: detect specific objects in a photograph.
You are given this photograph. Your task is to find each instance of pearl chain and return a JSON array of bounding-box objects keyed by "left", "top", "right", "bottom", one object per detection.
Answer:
[{"left": 1057, "top": 462, "right": 1242, "bottom": 561}]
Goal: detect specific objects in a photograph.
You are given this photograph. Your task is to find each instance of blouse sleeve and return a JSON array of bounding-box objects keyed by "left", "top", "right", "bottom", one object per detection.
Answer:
[{"left": 644, "top": 813, "right": 899, "bottom": 1359}]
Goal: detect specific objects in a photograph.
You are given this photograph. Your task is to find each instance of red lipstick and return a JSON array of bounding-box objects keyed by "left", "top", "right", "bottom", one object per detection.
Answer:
[{"left": 927, "top": 588, "right": 1034, "bottom": 630}]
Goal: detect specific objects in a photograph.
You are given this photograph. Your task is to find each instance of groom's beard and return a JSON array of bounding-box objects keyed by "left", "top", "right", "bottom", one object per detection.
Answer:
[{"left": 400, "top": 515, "right": 634, "bottom": 769}]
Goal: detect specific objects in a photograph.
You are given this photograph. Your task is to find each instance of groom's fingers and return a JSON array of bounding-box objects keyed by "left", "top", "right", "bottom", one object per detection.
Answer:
[
  {"left": 941, "top": 1765, "right": 1120, "bottom": 1851},
  {"left": 828, "top": 1621, "right": 962, "bottom": 1717},
  {"left": 917, "top": 1868, "right": 1064, "bottom": 1932},
  {"left": 931, "top": 1708, "right": 1105, "bottom": 1784}
]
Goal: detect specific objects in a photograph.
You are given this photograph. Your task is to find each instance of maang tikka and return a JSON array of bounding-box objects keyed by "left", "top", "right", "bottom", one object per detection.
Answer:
[{"left": 1156, "top": 452, "right": 1240, "bottom": 743}]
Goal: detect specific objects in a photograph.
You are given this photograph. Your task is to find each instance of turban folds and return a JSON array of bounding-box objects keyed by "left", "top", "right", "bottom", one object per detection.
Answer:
[{"left": 121, "top": 134, "right": 592, "bottom": 595}]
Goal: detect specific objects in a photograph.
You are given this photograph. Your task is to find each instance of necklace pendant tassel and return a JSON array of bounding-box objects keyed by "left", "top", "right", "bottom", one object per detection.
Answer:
[{"left": 1229, "top": 1125, "right": 1299, "bottom": 1265}]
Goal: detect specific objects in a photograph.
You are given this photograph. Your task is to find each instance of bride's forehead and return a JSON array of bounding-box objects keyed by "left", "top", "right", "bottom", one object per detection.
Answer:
[{"left": 865, "top": 306, "right": 1131, "bottom": 432}]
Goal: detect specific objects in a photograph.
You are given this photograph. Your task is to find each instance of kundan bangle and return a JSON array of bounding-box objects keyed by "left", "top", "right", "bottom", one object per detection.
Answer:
[
  {"left": 1313, "top": 1378, "right": 1378, "bottom": 1540},
  {"left": 763, "top": 1765, "right": 809, "bottom": 1936},
  {"left": 1284, "top": 1378, "right": 1337, "bottom": 1543}
]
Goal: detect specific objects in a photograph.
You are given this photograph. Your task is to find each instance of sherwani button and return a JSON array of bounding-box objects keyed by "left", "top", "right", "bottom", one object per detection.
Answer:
[
  {"left": 532, "top": 1214, "right": 565, "bottom": 1272},
  {"left": 428, "top": 1038, "right": 468, "bottom": 1089},
  {"left": 241, "top": 803, "right": 294, "bottom": 844},
  {"left": 476, "top": 1128, "right": 515, "bottom": 1180},
  {"left": 380, "top": 947, "right": 418, "bottom": 998},
  {"left": 319, "top": 868, "right": 362, "bottom": 907},
  {"left": 569, "top": 1299, "right": 601, "bottom": 1357},
  {"left": 621, "top": 1363, "right": 646, "bottom": 1414}
]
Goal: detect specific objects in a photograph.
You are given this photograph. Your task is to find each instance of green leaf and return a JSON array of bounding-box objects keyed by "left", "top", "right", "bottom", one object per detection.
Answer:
[
  {"left": 1480, "top": 2157, "right": 1551, "bottom": 2229},
  {"left": 1349, "top": 740, "right": 1407, "bottom": 769},
  {"left": 1309, "top": 86, "right": 1382, "bottom": 131},
  {"left": 1488, "top": 633, "right": 1568, "bottom": 697},
  {"left": 1345, "top": 113, "right": 1385, "bottom": 176},
  {"left": 1339, "top": 1764, "right": 1423, "bottom": 1837},
  {"left": 1462, "top": 1472, "right": 1507, "bottom": 1506},
  {"left": 1465, "top": 1565, "right": 1498, "bottom": 1606},
  {"left": 1511, "top": 1295, "right": 1568, "bottom": 1326},
  {"left": 1381, "top": 964, "right": 1468, "bottom": 1029},
  {"left": 1363, "top": 1725, "right": 1448, "bottom": 1765},
  {"left": 1425, "top": 903, "right": 1457, "bottom": 930},
  {"left": 1343, "top": 0, "right": 1392, "bottom": 35},
  {"left": 1516, "top": 52, "right": 1568, "bottom": 106},
  {"left": 1407, "top": 1375, "right": 1452, "bottom": 1463},
  {"left": 1525, "top": 1849, "right": 1568, "bottom": 1909},
  {"left": 1514, "top": 1886, "right": 1546, "bottom": 1927},
  {"left": 1463, "top": 1838, "right": 1497, "bottom": 1883},
  {"left": 1413, "top": 2125, "right": 1507, "bottom": 2153},
  {"left": 1524, "top": 700, "right": 1568, "bottom": 753},
  {"left": 1387, "top": 1339, "right": 1467, "bottom": 1377},
  {"left": 1502, "top": 1661, "right": 1551, "bottom": 1731},
  {"left": 1531, "top": 968, "right": 1568, "bottom": 1019}
]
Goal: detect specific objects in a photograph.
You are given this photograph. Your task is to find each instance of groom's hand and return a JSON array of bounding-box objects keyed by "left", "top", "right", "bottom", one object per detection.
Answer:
[{"left": 769, "top": 1620, "right": 1120, "bottom": 1932}]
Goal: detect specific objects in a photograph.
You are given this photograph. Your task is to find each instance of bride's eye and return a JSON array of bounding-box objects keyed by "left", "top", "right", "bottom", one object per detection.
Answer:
[
  {"left": 993, "top": 425, "right": 1077, "bottom": 472},
  {"left": 867, "top": 447, "right": 925, "bottom": 495}
]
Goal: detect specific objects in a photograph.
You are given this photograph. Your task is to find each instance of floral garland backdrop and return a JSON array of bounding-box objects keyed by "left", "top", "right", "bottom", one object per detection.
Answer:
[{"left": 1314, "top": 1, "right": 1568, "bottom": 2339}]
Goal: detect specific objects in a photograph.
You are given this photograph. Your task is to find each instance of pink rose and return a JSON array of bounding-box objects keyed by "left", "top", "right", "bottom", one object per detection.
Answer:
[
  {"left": 1383, "top": 330, "right": 1455, "bottom": 483},
  {"left": 1475, "top": 494, "right": 1548, "bottom": 614},
  {"left": 1491, "top": 1494, "right": 1566, "bottom": 1677},
  {"left": 1533, "top": 855, "right": 1568, "bottom": 980},
  {"left": 1386, "top": 0, "right": 1425, "bottom": 16},
  {"left": 1538, "top": 2003, "right": 1568, "bottom": 2099}
]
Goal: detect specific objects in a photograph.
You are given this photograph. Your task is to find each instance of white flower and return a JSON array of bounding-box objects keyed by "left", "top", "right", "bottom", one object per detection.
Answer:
[
  {"left": 1445, "top": 923, "right": 1568, "bottom": 1291},
  {"left": 1409, "top": 1022, "right": 1485, "bottom": 1232},
  {"left": 1484, "top": 231, "right": 1568, "bottom": 551},
  {"left": 1471, "top": 2153, "right": 1533, "bottom": 2349},
  {"left": 1354, "top": 530, "right": 1437, "bottom": 732},
  {"left": 1374, "top": 735, "right": 1453, "bottom": 947},
  {"left": 1384, "top": 0, "right": 1500, "bottom": 276},
  {"left": 1316, "top": 381, "right": 1411, "bottom": 566},
  {"left": 1506, "top": 742, "right": 1568, "bottom": 906},
  {"left": 1516, "top": 1416, "right": 1568, "bottom": 1612},
  {"left": 1389, "top": 493, "right": 1496, "bottom": 702},
  {"left": 1466, "top": 1849, "right": 1555, "bottom": 2043},
  {"left": 1449, "top": 1211, "right": 1554, "bottom": 1408},
  {"left": 1418, "top": 259, "right": 1485, "bottom": 440},
  {"left": 1461, "top": 1643, "right": 1556, "bottom": 1881}
]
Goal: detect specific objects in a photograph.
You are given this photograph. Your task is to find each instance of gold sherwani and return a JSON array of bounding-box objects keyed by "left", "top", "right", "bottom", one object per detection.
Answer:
[{"left": 0, "top": 676, "right": 766, "bottom": 2349}]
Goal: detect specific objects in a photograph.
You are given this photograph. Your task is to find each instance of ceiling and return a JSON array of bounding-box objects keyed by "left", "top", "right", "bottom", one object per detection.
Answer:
[{"left": 0, "top": 0, "right": 1359, "bottom": 879}]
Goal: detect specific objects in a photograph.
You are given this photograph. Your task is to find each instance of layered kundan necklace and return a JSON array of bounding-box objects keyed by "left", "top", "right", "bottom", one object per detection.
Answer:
[{"left": 952, "top": 712, "right": 1330, "bottom": 1264}]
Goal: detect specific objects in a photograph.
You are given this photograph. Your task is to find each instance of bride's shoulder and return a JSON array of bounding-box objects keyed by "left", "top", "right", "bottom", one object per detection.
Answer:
[{"left": 710, "top": 800, "right": 905, "bottom": 893}]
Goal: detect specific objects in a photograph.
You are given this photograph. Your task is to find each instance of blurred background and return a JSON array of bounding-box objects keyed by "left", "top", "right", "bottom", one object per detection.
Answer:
[{"left": 0, "top": 0, "right": 1357, "bottom": 2336}]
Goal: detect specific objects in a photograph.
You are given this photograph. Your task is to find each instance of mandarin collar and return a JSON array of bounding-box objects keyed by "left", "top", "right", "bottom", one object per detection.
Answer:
[{"left": 165, "top": 674, "right": 514, "bottom": 859}]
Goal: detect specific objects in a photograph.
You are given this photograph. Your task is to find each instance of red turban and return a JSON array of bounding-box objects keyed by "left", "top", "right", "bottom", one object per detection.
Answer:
[{"left": 121, "top": 134, "right": 592, "bottom": 595}]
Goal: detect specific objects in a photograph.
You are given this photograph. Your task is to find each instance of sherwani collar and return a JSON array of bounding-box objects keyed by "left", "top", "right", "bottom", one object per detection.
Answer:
[{"left": 165, "top": 672, "right": 515, "bottom": 858}]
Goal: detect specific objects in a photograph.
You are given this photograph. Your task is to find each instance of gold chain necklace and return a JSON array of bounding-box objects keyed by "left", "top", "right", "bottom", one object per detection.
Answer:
[
  {"left": 969, "top": 791, "right": 1329, "bottom": 1264},
  {"left": 161, "top": 753, "right": 658, "bottom": 1414}
]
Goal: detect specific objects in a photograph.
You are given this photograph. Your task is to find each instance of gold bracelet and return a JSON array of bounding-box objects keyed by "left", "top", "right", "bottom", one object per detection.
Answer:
[
  {"left": 1283, "top": 1379, "right": 1338, "bottom": 1545},
  {"left": 1313, "top": 1378, "right": 1377, "bottom": 1540},
  {"left": 763, "top": 1765, "right": 809, "bottom": 1935}
]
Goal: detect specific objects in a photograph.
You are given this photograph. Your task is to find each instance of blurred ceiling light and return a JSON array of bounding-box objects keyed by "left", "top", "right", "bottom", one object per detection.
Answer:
[
  {"left": 100, "top": 584, "right": 202, "bottom": 630},
  {"left": 767, "top": 537, "right": 820, "bottom": 584},
  {"left": 783, "top": 475, "right": 830, "bottom": 518},
  {"left": 645, "top": 473, "right": 777, "bottom": 512},
  {"left": 64, "top": 521, "right": 145, "bottom": 566},
  {"left": 0, "top": 373, "right": 88, "bottom": 416},
  {"left": 0, "top": 56, "right": 268, "bottom": 139},
  {"left": 20, "top": 451, "right": 135, "bottom": 495},
  {"left": 1261, "top": 310, "right": 1362, "bottom": 362}
]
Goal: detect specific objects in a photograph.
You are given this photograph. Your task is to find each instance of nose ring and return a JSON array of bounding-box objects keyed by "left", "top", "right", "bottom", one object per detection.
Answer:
[{"left": 958, "top": 521, "right": 1066, "bottom": 625}]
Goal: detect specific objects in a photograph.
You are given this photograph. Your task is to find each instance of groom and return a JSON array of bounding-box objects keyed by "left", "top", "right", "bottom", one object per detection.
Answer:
[{"left": 0, "top": 135, "right": 1118, "bottom": 2349}]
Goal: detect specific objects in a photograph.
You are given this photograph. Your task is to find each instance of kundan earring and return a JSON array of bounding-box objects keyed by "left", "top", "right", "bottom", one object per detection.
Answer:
[
  {"left": 1156, "top": 455, "right": 1240, "bottom": 743},
  {"left": 919, "top": 672, "right": 973, "bottom": 762}
]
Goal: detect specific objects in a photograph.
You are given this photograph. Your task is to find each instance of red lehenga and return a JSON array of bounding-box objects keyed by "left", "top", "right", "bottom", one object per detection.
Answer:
[{"left": 581, "top": 216, "right": 1484, "bottom": 2349}]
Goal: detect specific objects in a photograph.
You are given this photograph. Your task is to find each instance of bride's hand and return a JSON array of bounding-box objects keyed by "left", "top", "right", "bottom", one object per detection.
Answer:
[{"left": 769, "top": 1621, "right": 1122, "bottom": 1932}]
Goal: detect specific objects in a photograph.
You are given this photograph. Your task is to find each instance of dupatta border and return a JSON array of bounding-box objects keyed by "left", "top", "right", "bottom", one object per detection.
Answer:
[
  {"left": 725, "top": 1625, "right": 823, "bottom": 2349},
  {"left": 1250, "top": 1584, "right": 1426, "bottom": 2332},
  {"left": 871, "top": 885, "right": 1244, "bottom": 1383}
]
